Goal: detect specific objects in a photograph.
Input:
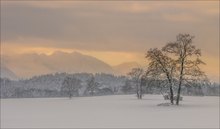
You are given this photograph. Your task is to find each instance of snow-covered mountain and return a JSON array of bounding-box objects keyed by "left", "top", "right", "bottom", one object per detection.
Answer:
[
  {"left": 113, "top": 62, "right": 142, "bottom": 75},
  {"left": 0, "top": 65, "right": 17, "bottom": 80},
  {"left": 2, "top": 51, "right": 114, "bottom": 78}
]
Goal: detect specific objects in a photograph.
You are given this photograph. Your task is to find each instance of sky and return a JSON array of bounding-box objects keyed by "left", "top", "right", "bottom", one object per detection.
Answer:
[{"left": 1, "top": 1, "right": 219, "bottom": 82}]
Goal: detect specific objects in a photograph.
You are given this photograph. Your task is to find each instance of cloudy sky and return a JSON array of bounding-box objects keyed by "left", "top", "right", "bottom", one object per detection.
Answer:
[{"left": 1, "top": 1, "right": 219, "bottom": 81}]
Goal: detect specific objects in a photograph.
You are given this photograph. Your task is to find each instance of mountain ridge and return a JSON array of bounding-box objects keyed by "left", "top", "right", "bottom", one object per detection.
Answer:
[
  {"left": 2, "top": 51, "right": 141, "bottom": 79},
  {"left": 2, "top": 51, "right": 115, "bottom": 78}
]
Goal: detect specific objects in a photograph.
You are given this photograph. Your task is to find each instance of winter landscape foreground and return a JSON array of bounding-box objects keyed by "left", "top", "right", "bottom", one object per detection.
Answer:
[{"left": 1, "top": 95, "right": 219, "bottom": 128}]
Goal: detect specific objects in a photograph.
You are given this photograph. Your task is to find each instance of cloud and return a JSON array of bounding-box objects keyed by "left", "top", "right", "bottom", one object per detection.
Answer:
[
  {"left": 1, "top": 0, "right": 218, "bottom": 57},
  {"left": 162, "top": 13, "right": 199, "bottom": 22},
  {"left": 1, "top": 1, "right": 84, "bottom": 9}
]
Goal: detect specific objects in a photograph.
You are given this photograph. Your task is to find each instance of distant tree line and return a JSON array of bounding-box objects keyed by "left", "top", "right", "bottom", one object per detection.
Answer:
[
  {"left": 0, "top": 73, "right": 125, "bottom": 98},
  {"left": 120, "top": 75, "right": 219, "bottom": 96},
  {"left": 1, "top": 72, "right": 218, "bottom": 99}
]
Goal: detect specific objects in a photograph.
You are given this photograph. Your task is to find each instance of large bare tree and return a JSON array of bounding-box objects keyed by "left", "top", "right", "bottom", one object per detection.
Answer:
[
  {"left": 163, "top": 34, "right": 206, "bottom": 105},
  {"left": 146, "top": 48, "right": 176, "bottom": 104}
]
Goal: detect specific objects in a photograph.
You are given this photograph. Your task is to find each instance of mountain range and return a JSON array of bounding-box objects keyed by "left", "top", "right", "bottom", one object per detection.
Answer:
[{"left": 1, "top": 51, "right": 142, "bottom": 80}]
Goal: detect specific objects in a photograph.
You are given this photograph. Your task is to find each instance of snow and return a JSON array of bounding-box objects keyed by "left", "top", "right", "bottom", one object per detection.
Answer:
[{"left": 1, "top": 95, "right": 219, "bottom": 128}]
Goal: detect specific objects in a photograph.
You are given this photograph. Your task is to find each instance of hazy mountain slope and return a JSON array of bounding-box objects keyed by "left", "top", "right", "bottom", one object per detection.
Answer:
[
  {"left": 113, "top": 62, "right": 141, "bottom": 75},
  {"left": 3, "top": 51, "right": 114, "bottom": 78},
  {"left": 45, "top": 51, "right": 114, "bottom": 73},
  {"left": 0, "top": 65, "right": 17, "bottom": 80}
]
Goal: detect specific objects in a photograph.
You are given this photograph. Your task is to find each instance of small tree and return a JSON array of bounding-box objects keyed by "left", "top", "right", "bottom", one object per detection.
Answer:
[
  {"left": 85, "top": 75, "right": 100, "bottom": 96},
  {"left": 127, "top": 68, "right": 144, "bottom": 99},
  {"left": 163, "top": 34, "right": 206, "bottom": 105},
  {"left": 61, "top": 76, "right": 81, "bottom": 99}
]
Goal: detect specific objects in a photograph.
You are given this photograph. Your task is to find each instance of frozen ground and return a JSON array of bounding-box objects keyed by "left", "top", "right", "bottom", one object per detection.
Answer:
[{"left": 1, "top": 95, "right": 219, "bottom": 128}]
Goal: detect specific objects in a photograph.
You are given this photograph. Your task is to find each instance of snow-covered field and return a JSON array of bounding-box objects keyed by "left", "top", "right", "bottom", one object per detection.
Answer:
[{"left": 1, "top": 95, "right": 219, "bottom": 128}]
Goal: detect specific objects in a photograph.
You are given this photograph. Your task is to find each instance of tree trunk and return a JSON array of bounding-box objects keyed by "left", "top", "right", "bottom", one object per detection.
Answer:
[
  {"left": 91, "top": 90, "right": 94, "bottom": 96},
  {"left": 176, "top": 59, "right": 184, "bottom": 105},
  {"left": 176, "top": 80, "right": 182, "bottom": 105},
  {"left": 69, "top": 93, "right": 72, "bottom": 99},
  {"left": 139, "top": 84, "right": 142, "bottom": 99},
  {"left": 136, "top": 83, "right": 140, "bottom": 99},
  {"left": 166, "top": 74, "right": 174, "bottom": 104},
  {"left": 169, "top": 82, "right": 174, "bottom": 104}
]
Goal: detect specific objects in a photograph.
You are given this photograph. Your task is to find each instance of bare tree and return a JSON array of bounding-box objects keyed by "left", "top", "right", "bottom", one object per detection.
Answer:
[
  {"left": 127, "top": 68, "right": 144, "bottom": 99},
  {"left": 85, "top": 75, "right": 99, "bottom": 96},
  {"left": 163, "top": 34, "right": 206, "bottom": 105},
  {"left": 61, "top": 76, "right": 81, "bottom": 99},
  {"left": 145, "top": 48, "right": 176, "bottom": 104}
]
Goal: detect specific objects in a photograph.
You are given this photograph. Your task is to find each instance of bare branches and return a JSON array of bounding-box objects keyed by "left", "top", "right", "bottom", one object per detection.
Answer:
[
  {"left": 127, "top": 68, "right": 144, "bottom": 99},
  {"left": 162, "top": 33, "right": 206, "bottom": 105},
  {"left": 145, "top": 33, "right": 207, "bottom": 105},
  {"left": 146, "top": 48, "right": 175, "bottom": 104},
  {"left": 127, "top": 68, "right": 144, "bottom": 82},
  {"left": 146, "top": 48, "right": 176, "bottom": 80}
]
